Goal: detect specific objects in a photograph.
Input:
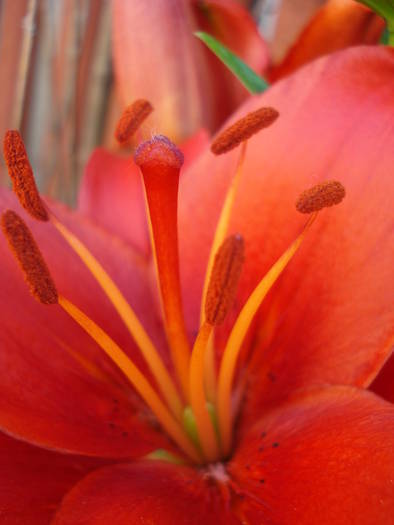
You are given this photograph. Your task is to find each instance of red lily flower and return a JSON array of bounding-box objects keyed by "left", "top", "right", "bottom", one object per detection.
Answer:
[{"left": 1, "top": 45, "right": 394, "bottom": 525}]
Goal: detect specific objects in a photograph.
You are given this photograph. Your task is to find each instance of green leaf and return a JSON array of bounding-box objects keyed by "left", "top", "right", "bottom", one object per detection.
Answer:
[{"left": 195, "top": 31, "right": 269, "bottom": 94}]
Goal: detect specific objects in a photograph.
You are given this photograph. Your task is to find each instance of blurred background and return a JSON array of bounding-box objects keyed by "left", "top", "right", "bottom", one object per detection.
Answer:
[{"left": 0, "top": 0, "right": 344, "bottom": 204}]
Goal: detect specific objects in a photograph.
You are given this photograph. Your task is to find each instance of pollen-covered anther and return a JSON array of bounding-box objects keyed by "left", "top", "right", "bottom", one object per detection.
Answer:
[
  {"left": 296, "top": 180, "right": 346, "bottom": 214},
  {"left": 205, "top": 234, "right": 244, "bottom": 325},
  {"left": 134, "top": 134, "right": 184, "bottom": 170},
  {"left": 1, "top": 210, "right": 58, "bottom": 304},
  {"left": 211, "top": 107, "right": 279, "bottom": 155},
  {"left": 114, "top": 99, "right": 153, "bottom": 144},
  {"left": 3, "top": 131, "right": 48, "bottom": 221}
]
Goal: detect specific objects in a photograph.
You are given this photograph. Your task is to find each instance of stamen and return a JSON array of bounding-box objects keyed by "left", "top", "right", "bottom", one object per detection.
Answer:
[
  {"left": 205, "top": 235, "right": 245, "bottom": 326},
  {"left": 217, "top": 213, "right": 317, "bottom": 455},
  {"left": 3, "top": 131, "right": 48, "bottom": 221},
  {"left": 58, "top": 296, "right": 201, "bottom": 463},
  {"left": 114, "top": 99, "right": 153, "bottom": 144},
  {"left": 135, "top": 136, "right": 191, "bottom": 400},
  {"left": 49, "top": 214, "right": 183, "bottom": 421},
  {"left": 200, "top": 142, "right": 247, "bottom": 325},
  {"left": 211, "top": 107, "right": 279, "bottom": 155},
  {"left": 1, "top": 210, "right": 57, "bottom": 304},
  {"left": 200, "top": 142, "right": 247, "bottom": 402},
  {"left": 296, "top": 180, "right": 346, "bottom": 214},
  {"left": 189, "top": 236, "right": 244, "bottom": 461}
]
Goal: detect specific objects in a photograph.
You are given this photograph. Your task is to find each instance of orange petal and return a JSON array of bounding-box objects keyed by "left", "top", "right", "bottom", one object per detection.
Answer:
[
  {"left": 78, "top": 148, "right": 149, "bottom": 254},
  {"left": 0, "top": 430, "right": 107, "bottom": 524},
  {"left": 179, "top": 46, "right": 394, "bottom": 411},
  {"left": 271, "top": 0, "right": 384, "bottom": 81},
  {"left": 0, "top": 188, "right": 170, "bottom": 457},
  {"left": 52, "top": 461, "right": 238, "bottom": 524},
  {"left": 112, "top": 0, "right": 268, "bottom": 141},
  {"left": 229, "top": 387, "right": 394, "bottom": 524}
]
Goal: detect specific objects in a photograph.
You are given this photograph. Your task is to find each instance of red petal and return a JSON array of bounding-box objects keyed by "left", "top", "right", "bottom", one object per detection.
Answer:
[
  {"left": 271, "top": 0, "right": 384, "bottom": 81},
  {"left": 78, "top": 148, "right": 149, "bottom": 254},
  {"left": 179, "top": 47, "right": 394, "bottom": 411},
  {"left": 370, "top": 351, "right": 394, "bottom": 403},
  {"left": 229, "top": 387, "right": 394, "bottom": 524},
  {"left": 0, "top": 430, "right": 107, "bottom": 524},
  {"left": 52, "top": 461, "right": 238, "bottom": 524},
  {"left": 0, "top": 188, "right": 170, "bottom": 457},
  {"left": 112, "top": 0, "right": 268, "bottom": 141},
  {"left": 181, "top": 127, "right": 211, "bottom": 172}
]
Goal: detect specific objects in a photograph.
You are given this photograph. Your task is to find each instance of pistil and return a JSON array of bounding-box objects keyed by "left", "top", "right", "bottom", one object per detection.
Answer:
[{"left": 134, "top": 136, "right": 191, "bottom": 400}]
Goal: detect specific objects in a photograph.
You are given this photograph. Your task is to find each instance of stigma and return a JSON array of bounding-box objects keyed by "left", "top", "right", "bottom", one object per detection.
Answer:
[{"left": 1, "top": 103, "right": 346, "bottom": 466}]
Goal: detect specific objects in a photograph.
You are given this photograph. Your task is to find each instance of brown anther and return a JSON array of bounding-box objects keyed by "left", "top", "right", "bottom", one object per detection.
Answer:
[
  {"left": 1, "top": 210, "right": 58, "bottom": 304},
  {"left": 211, "top": 107, "right": 279, "bottom": 155},
  {"left": 134, "top": 135, "right": 184, "bottom": 171},
  {"left": 296, "top": 180, "right": 346, "bottom": 214},
  {"left": 3, "top": 131, "right": 48, "bottom": 221},
  {"left": 114, "top": 99, "right": 153, "bottom": 144},
  {"left": 205, "top": 234, "right": 244, "bottom": 325}
]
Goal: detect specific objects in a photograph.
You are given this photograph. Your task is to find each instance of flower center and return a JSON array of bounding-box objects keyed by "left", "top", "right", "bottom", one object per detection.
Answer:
[{"left": 1, "top": 103, "right": 345, "bottom": 466}]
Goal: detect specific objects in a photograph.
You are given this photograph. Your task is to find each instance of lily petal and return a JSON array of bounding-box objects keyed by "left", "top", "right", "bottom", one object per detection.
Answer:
[
  {"left": 271, "top": 0, "right": 384, "bottom": 81},
  {"left": 0, "top": 189, "right": 170, "bottom": 457},
  {"left": 370, "top": 351, "right": 394, "bottom": 403},
  {"left": 78, "top": 148, "right": 148, "bottom": 254},
  {"left": 229, "top": 386, "right": 394, "bottom": 524},
  {"left": 0, "top": 430, "right": 107, "bottom": 525},
  {"left": 112, "top": 0, "right": 268, "bottom": 141},
  {"left": 179, "top": 46, "right": 394, "bottom": 411},
  {"left": 52, "top": 460, "right": 238, "bottom": 524}
]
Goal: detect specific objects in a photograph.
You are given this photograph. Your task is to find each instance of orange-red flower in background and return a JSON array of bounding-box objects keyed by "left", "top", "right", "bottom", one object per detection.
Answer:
[
  {"left": 112, "top": 0, "right": 269, "bottom": 142},
  {"left": 0, "top": 45, "right": 393, "bottom": 524},
  {"left": 270, "top": 0, "right": 384, "bottom": 81}
]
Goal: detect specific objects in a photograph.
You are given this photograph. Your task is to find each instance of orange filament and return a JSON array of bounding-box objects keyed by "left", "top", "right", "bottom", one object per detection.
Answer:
[
  {"left": 135, "top": 136, "right": 191, "bottom": 400},
  {"left": 114, "top": 99, "right": 153, "bottom": 144},
  {"left": 296, "top": 180, "right": 346, "bottom": 213},
  {"left": 211, "top": 107, "right": 279, "bottom": 155},
  {"left": 1, "top": 210, "right": 57, "bottom": 304},
  {"left": 49, "top": 214, "right": 183, "bottom": 421},
  {"left": 3, "top": 131, "right": 48, "bottom": 221},
  {"left": 217, "top": 212, "right": 317, "bottom": 455},
  {"left": 189, "top": 322, "right": 219, "bottom": 462},
  {"left": 58, "top": 295, "right": 201, "bottom": 463},
  {"left": 205, "top": 235, "right": 245, "bottom": 326}
]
